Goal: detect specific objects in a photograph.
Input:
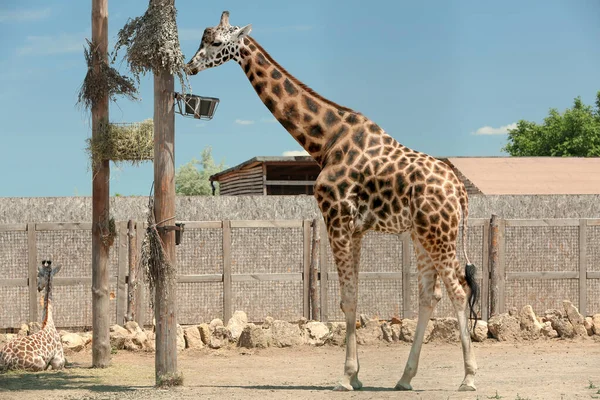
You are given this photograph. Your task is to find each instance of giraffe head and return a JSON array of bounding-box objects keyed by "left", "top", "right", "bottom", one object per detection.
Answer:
[
  {"left": 186, "top": 11, "right": 252, "bottom": 75},
  {"left": 37, "top": 260, "right": 61, "bottom": 292}
]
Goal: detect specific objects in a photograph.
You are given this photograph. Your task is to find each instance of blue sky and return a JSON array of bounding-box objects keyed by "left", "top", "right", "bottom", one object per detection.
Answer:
[{"left": 0, "top": 0, "right": 599, "bottom": 197}]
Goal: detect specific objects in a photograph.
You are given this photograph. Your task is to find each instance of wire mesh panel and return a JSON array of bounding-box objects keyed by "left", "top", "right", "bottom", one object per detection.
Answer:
[
  {"left": 232, "top": 281, "right": 303, "bottom": 322},
  {"left": 588, "top": 279, "right": 600, "bottom": 315},
  {"left": 589, "top": 225, "right": 600, "bottom": 272},
  {"left": 505, "top": 279, "right": 579, "bottom": 314},
  {"left": 177, "top": 282, "right": 223, "bottom": 324},
  {"left": 51, "top": 283, "right": 118, "bottom": 328},
  {"left": 0, "top": 230, "right": 28, "bottom": 279},
  {"left": 0, "top": 287, "right": 29, "bottom": 328}
]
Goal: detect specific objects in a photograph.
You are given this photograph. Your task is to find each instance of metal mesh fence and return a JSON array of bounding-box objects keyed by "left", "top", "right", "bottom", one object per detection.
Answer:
[
  {"left": 505, "top": 279, "right": 579, "bottom": 314},
  {"left": 51, "top": 283, "right": 118, "bottom": 328},
  {"left": 232, "top": 281, "right": 303, "bottom": 321},
  {"left": 589, "top": 225, "right": 600, "bottom": 272},
  {"left": 176, "top": 228, "right": 223, "bottom": 275},
  {"left": 0, "top": 230, "right": 28, "bottom": 280},
  {"left": 588, "top": 279, "right": 600, "bottom": 315},
  {"left": 177, "top": 282, "right": 223, "bottom": 325},
  {"left": 0, "top": 287, "right": 29, "bottom": 328}
]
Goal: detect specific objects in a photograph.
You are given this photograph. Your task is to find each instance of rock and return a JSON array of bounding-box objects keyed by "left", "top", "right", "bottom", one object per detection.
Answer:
[
  {"left": 359, "top": 314, "right": 371, "bottom": 328},
  {"left": 209, "top": 326, "right": 231, "bottom": 349},
  {"left": 592, "top": 314, "right": 600, "bottom": 335},
  {"left": 263, "top": 316, "right": 274, "bottom": 329},
  {"left": 110, "top": 324, "right": 132, "bottom": 349},
  {"left": 520, "top": 305, "right": 543, "bottom": 339},
  {"left": 297, "top": 317, "right": 308, "bottom": 330},
  {"left": 543, "top": 309, "right": 563, "bottom": 322},
  {"left": 381, "top": 322, "right": 394, "bottom": 343},
  {"left": 563, "top": 301, "right": 587, "bottom": 337},
  {"left": 584, "top": 317, "right": 594, "bottom": 336},
  {"left": 177, "top": 324, "right": 185, "bottom": 351},
  {"left": 183, "top": 326, "right": 204, "bottom": 350},
  {"left": 326, "top": 322, "right": 346, "bottom": 346},
  {"left": 488, "top": 313, "right": 521, "bottom": 341},
  {"left": 124, "top": 321, "right": 143, "bottom": 335},
  {"left": 270, "top": 320, "right": 304, "bottom": 347},
  {"left": 391, "top": 324, "right": 402, "bottom": 341},
  {"left": 508, "top": 307, "right": 518, "bottom": 317},
  {"left": 198, "top": 323, "right": 211, "bottom": 344},
  {"left": 541, "top": 321, "right": 558, "bottom": 338},
  {"left": 209, "top": 318, "right": 224, "bottom": 331},
  {"left": 400, "top": 319, "right": 434, "bottom": 343},
  {"left": 545, "top": 312, "right": 574, "bottom": 338},
  {"left": 238, "top": 323, "right": 270, "bottom": 349},
  {"left": 304, "top": 321, "right": 330, "bottom": 346},
  {"left": 391, "top": 316, "right": 402, "bottom": 325},
  {"left": 227, "top": 311, "right": 248, "bottom": 342},
  {"left": 357, "top": 319, "right": 382, "bottom": 345},
  {"left": 471, "top": 320, "right": 488, "bottom": 342},
  {"left": 144, "top": 329, "right": 155, "bottom": 341},
  {"left": 431, "top": 318, "right": 460, "bottom": 342},
  {"left": 29, "top": 322, "right": 41, "bottom": 335},
  {"left": 80, "top": 332, "right": 93, "bottom": 346},
  {"left": 61, "top": 332, "right": 85, "bottom": 352},
  {"left": 17, "top": 324, "right": 29, "bottom": 338}
]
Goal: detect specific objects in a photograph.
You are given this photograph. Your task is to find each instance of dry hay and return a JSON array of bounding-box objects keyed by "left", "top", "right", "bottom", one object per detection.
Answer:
[
  {"left": 77, "top": 39, "right": 138, "bottom": 111},
  {"left": 86, "top": 119, "right": 154, "bottom": 168},
  {"left": 112, "top": 0, "right": 188, "bottom": 91}
]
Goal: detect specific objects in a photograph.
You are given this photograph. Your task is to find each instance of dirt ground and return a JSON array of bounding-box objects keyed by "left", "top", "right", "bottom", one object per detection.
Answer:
[{"left": 0, "top": 339, "right": 599, "bottom": 400}]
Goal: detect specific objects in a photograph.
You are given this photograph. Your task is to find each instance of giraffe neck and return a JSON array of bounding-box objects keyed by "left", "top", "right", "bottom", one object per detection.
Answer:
[
  {"left": 237, "top": 37, "right": 363, "bottom": 166},
  {"left": 41, "top": 273, "right": 54, "bottom": 329}
]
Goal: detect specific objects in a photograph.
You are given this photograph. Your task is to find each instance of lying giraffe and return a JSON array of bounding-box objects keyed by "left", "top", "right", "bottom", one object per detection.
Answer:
[
  {"left": 0, "top": 260, "right": 65, "bottom": 372},
  {"left": 187, "top": 11, "right": 479, "bottom": 392}
]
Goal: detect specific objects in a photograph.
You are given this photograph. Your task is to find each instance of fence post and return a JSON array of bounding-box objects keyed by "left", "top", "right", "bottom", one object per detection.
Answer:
[
  {"left": 116, "top": 221, "right": 128, "bottom": 325},
  {"left": 126, "top": 220, "right": 138, "bottom": 323},
  {"left": 222, "top": 220, "right": 232, "bottom": 323},
  {"left": 579, "top": 219, "right": 587, "bottom": 317},
  {"left": 27, "top": 223, "right": 38, "bottom": 323},
  {"left": 309, "top": 219, "right": 320, "bottom": 320},
  {"left": 319, "top": 220, "right": 329, "bottom": 322},
  {"left": 489, "top": 214, "right": 505, "bottom": 316},
  {"left": 302, "top": 219, "right": 311, "bottom": 319},
  {"left": 401, "top": 233, "right": 412, "bottom": 318},
  {"left": 135, "top": 221, "right": 146, "bottom": 327},
  {"left": 481, "top": 219, "right": 490, "bottom": 321}
]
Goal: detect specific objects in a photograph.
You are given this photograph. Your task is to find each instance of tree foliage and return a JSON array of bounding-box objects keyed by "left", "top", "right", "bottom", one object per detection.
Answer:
[
  {"left": 175, "top": 147, "right": 225, "bottom": 195},
  {"left": 503, "top": 91, "right": 600, "bottom": 157}
]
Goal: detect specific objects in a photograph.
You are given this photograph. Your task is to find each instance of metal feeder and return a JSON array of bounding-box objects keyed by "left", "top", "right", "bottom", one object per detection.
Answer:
[
  {"left": 175, "top": 222, "right": 185, "bottom": 246},
  {"left": 174, "top": 93, "right": 220, "bottom": 120}
]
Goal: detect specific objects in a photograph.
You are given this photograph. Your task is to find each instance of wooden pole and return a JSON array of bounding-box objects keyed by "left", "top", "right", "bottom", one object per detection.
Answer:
[
  {"left": 309, "top": 219, "right": 320, "bottom": 320},
  {"left": 91, "top": 0, "right": 111, "bottom": 368},
  {"left": 489, "top": 214, "right": 505, "bottom": 316},
  {"left": 126, "top": 220, "right": 138, "bottom": 322},
  {"left": 153, "top": 66, "right": 178, "bottom": 382}
]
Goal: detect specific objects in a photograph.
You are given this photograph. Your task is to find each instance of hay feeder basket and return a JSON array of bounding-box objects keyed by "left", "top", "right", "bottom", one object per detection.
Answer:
[{"left": 174, "top": 93, "right": 220, "bottom": 120}]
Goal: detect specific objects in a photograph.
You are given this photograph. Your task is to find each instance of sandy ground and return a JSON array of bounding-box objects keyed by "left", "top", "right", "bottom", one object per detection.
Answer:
[{"left": 0, "top": 339, "right": 599, "bottom": 400}]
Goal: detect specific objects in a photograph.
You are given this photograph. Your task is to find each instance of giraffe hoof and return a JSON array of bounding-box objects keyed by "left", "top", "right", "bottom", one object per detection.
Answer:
[
  {"left": 394, "top": 382, "right": 413, "bottom": 391},
  {"left": 351, "top": 378, "right": 363, "bottom": 390},
  {"left": 458, "top": 383, "right": 476, "bottom": 391},
  {"left": 332, "top": 382, "right": 354, "bottom": 391}
]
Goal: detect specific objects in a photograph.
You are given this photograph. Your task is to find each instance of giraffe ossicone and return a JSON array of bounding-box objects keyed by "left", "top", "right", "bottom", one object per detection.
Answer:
[
  {"left": 187, "top": 11, "right": 479, "bottom": 392},
  {"left": 0, "top": 260, "right": 65, "bottom": 372}
]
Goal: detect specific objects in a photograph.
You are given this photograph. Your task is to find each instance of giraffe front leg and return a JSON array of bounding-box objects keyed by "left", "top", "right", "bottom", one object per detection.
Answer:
[
  {"left": 333, "top": 280, "right": 362, "bottom": 391},
  {"left": 50, "top": 348, "right": 66, "bottom": 370}
]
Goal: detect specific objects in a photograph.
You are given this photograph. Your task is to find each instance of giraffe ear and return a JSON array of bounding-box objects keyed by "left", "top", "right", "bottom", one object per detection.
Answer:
[
  {"left": 236, "top": 24, "right": 252, "bottom": 39},
  {"left": 51, "top": 264, "right": 62, "bottom": 276}
]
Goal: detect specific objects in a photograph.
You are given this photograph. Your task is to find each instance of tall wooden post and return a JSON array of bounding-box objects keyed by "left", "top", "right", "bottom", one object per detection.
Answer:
[
  {"left": 126, "top": 220, "right": 138, "bottom": 322},
  {"left": 489, "top": 214, "right": 505, "bottom": 317},
  {"left": 153, "top": 67, "right": 178, "bottom": 382},
  {"left": 309, "top": 219, "right": 320, "bottom": 320},
  {"left": 91, "top": 0, "right": 111, "bottom": 368}
]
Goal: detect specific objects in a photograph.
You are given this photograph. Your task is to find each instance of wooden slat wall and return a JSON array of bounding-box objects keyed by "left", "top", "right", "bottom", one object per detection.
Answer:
[{"left": 218, "top": 165, "right": 264, "bottom": 196}]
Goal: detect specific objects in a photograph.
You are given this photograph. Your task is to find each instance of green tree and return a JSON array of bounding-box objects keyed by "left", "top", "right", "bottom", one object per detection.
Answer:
[
  {"left": 503, "top": 91, "right": 600, "bottom": 157},
  {"left": 175, "top": 146, "right": 226, "bottom": 195}
]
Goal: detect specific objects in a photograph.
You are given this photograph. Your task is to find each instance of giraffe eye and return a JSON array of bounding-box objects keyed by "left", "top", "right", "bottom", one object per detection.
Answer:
[{"left": 212, "top": 42, "right": 222, "bottom": 47}]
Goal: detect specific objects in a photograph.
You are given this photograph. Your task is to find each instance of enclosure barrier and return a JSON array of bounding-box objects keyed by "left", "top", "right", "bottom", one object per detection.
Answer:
[{"left": 0, "top": 217, "right": 598, "bottom": 329}]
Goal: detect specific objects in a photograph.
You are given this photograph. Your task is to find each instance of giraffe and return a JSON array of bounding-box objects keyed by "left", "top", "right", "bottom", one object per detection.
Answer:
[
  {"left": 186, "top": 11, "right": 480, "bottom": 392},
  {"left": 0, "top": 260, "right": 65, "bottom": 372}
]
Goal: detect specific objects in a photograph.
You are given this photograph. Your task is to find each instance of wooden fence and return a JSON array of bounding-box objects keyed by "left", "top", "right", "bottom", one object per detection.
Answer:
[{"left": 0, "top": 217, "right": 598, "bottom": 329}]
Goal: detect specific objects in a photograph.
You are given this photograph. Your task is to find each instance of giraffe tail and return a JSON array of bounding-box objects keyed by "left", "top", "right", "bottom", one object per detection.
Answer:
[{"left": 460, "top": 189, "right": 479, "bottom": 334}]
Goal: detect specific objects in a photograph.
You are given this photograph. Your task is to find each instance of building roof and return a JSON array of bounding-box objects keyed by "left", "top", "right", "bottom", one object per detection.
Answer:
[
  {"left": 210, "top": 156, "right": 316, "bottom": 181},
  {"left": 446, "top": 157, "right": 600, "bottom": 195}
]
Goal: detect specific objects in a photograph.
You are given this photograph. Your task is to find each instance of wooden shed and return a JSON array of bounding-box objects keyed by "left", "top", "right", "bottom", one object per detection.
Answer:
[{"left": 210, "top": 156, "right": 320, "bottom": 196}]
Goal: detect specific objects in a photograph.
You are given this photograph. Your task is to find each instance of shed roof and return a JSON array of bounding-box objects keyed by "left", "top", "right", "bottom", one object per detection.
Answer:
[
  {"left": 210, "top": 156, "right": 316, "bottom": 181},
  {"left": 446, "top": 157, "right": 600, "bottom": 195}
]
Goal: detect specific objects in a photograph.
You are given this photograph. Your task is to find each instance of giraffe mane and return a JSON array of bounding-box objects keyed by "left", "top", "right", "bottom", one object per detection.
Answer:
[{"left": 247, "top": 37, "right": 361, "bottom": 116}]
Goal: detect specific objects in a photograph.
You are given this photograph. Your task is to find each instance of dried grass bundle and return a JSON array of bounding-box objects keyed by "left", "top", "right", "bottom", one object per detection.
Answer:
[
  {"left": 113, "top": 0, "right": 188, "bottom": 90},
  {"left": 77, "top": 39, "right": 138, "bottom": 111},
  {"left": 86, "top": 119, "right": 154, "bottom": 168}
]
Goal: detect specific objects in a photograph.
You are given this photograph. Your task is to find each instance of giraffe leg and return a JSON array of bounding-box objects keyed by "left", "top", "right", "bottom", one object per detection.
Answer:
[
  {"left": 396, "top": 240, "right": 440, "bottom": 390},
  {"left": 439, "top": 257, "right": 477, "bottom": 391},
  {"left": 332, "top": 234, "right": 362, "bottom": 391}
]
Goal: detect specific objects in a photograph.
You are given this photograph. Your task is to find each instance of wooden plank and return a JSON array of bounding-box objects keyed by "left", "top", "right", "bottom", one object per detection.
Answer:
[
  {"left": 505, "top": 271, "right": 579, "bottom": 280},
  {"left": 222, "top": 220, "right": 232, "bottom": 323},
  {"left": 309, "top": 218, "right": 320, "bottom": 320},
  {"left": 262, "top": 163, "right": 267, "bottom": 195},
  {"left": 319, "top": 220, "right": 329, "bottom": 322},
  {"left": 481, "top": 219, "right": 490, "bottom": 321},
  {"left": 27, "top": 223, "right": 38, "bottom": 323},
  {"left": 467, "top": 218, "right": 488, "bottom": 227},
  {"left": 54, "top": 277, "right": 118, "bottom": 286},
  {"left": 230, "top": 220, "right": 304, "bottom": 228},
  {"left": 587, "top": 272, "right": 600, "bottom": 279},
  {"left": 125, "top": 220, "right": 138, "bottom": 323},
  {"left": 135, "top": 220, "right": 145, "bottom": 327},
  {"left": 303, "top": 220, "right": 311, "bottom": 319},
  {"left": 504, "top": 219, "right": 580, "bottom": 227},
  {"left": 220, "top": 178, "right": 264, "bottom": 190},
  {"left": 0, "top": 223, "right": 27, "bottom": 232},
  {"left": 265, "top": 180, "right": 316, "bottom": 186},
  {"left": 231, "top": 273, "right": 303, "bottom": 282},
  {"left": 0, "top": 278, "right": 28, "bottom": 287},
  {"left": 402, "top": 234, "right": 412, "bottom": 318},
  {"left": 579, "top": 219, "right": 587, "bottom": 317},
  {"left": 497, "top": 217, "right": 506, "bottom": 314},
  {"left": 586, "top": 219, "right": 600, "bottom": 226},
  {"left": 489, "top": 215, "right": 504, "bottom": 316},
  {"left": 178, "top": 274, "right": 223, "bottom": 283},
  {"left": 175, "top": 221, "right": 222, "bottom": 229},
  {"left": 116, "top": 221, "right": 128, "bottom": 325},
  {"left": 326, "top": 272, "right": 403, "bottom": 280},
  {"left": 218, "top": 169, "right": 263, "bottom": 181},
  {"left": 36, "top": 222, "right": 93, "bottom": 231}
]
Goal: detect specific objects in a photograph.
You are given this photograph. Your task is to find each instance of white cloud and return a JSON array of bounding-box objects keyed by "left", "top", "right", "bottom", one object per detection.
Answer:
[
  {"left": 473, "top": 122, "right": 517, "bottom": 135},
  {"left": 17, "top": 31, "right": 86, "bottom": 56},
  {"left": 0, "top": 7, "right": 51, "bottom": 22},
  {"left": 235, "top": 119, "right": 255, "bottom": 125},
  {"left": 282, "top": 150, "right": 309, "bottom": 157},
  {"left": 261, "top": 117, "right": 277, "bottom": 123}
]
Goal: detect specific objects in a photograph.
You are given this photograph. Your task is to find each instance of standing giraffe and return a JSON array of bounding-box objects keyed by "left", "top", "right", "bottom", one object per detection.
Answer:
[
  {"left": 0, "top": 260, "right": 65, "bottom": 371},
  {"left": 187, "top": 11, "right": 479, "bottom": 392}
]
